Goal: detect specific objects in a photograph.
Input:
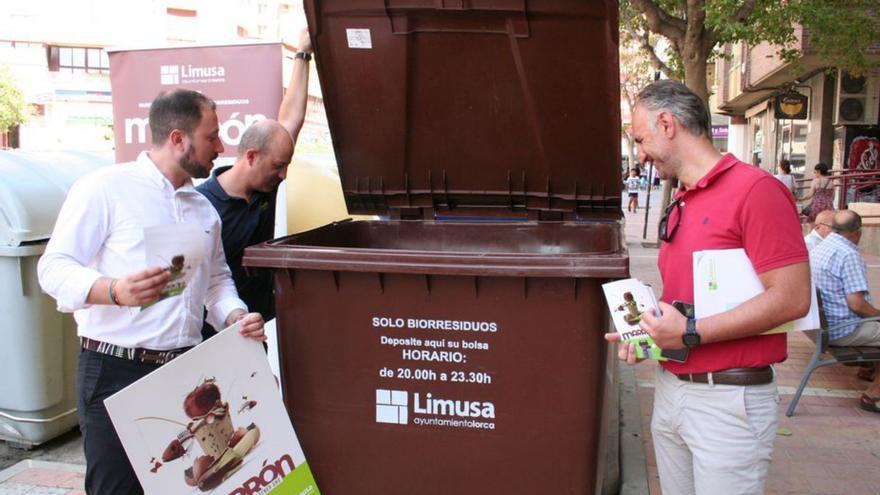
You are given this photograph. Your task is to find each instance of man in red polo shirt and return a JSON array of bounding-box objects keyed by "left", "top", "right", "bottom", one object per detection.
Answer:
[{"left": 607, "top": 80, "right": 810, "bottom": 495}]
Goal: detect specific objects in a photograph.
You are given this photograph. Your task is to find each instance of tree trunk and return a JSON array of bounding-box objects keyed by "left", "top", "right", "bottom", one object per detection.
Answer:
[
  {"left": 625, "top": 135, "right": 635, "bottom": 171},
  {"left": 682, "top": 49, "right": 710, "bottom": 106}
]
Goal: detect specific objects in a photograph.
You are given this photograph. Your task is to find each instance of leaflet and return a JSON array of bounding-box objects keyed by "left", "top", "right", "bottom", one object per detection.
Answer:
[
  {"left": 693, "top": 248, "right": 820, "bottom": 333},
  {"left": 142, "top": 222, "right": 206, "bottom": 308}
]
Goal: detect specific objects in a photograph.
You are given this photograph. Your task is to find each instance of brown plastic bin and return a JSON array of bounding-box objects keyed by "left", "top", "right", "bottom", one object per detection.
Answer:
[
  {"left": 244, "top": 1, "right": 627, "bottom": 493},
  {"left": 245, "top": 221, "right": 626, "bottom": 494}
]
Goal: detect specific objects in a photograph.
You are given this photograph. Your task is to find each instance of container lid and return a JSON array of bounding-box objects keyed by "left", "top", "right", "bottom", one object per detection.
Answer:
[
  {"left": 305, "top": 0, "right": 622, "bottom": 219},
  {"left": 245, "top": 218, "right": 628, "bottom": 277},
  {"left": 0, "top": 151, "right": 113, "bottom": 247}
]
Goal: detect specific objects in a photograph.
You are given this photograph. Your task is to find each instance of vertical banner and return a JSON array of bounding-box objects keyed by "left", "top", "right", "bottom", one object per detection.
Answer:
[{"left": 108, "top": 43, "right": 282, "bottom": 163}]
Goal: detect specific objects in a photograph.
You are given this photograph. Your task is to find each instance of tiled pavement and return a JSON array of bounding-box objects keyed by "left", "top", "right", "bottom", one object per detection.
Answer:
[
  {"left": 0, "top": 461, "right": 84, "bottom": 494},
  {"left": 633, "top": 333, "right": 880, "bottom": 495}
]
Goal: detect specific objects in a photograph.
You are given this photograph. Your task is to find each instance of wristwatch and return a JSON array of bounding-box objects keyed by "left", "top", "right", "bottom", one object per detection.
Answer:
[
  {"left": 682, "top": 317, "right": 701, "bottom": 348},
  {"left": 294, "top": 51, "right": 312, "bottom": 61}
]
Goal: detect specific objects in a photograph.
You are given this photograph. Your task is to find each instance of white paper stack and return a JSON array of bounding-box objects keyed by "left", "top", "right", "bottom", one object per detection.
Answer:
[{"left": 692, "top": 248, "right": 819, "bottom": 333}]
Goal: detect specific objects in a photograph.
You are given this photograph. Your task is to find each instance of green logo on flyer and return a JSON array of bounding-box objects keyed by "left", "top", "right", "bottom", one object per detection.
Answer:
[{"left": 269, "top": 461, "right": 320, "bottom": 495}]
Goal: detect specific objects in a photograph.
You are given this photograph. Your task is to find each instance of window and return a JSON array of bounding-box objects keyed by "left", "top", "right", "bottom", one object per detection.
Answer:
[
  {"left": 751, "top": 119, "right": 763, "bottom": 168},
  {"left": 47, "top": 46, "right": 109, "bottom": 73},
  {"left": 167, "top": 8, "right": 197, "bottom": 42},
  {"left": 779, "top": 122, "right": 808, "bottom": 174},
  {"left": 167, "top": 7, "right": 196, "bottom": 17},
  {"left": 1, "top": 125, "right": 21, "bottom": 149}
]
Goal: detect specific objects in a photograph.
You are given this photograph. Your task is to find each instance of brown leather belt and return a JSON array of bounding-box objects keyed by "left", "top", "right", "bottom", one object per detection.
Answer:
[
  {"left": 675, "top": 366, "right": 774, "bottom": 386},
  {"left": 81, "top": 337, "right": 192, "bottom": 365}
]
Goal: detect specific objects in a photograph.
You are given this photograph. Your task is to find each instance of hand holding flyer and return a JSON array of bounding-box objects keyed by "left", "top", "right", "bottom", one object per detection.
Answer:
[
  {"left": 603, "top": 279, "right": 665, "bottom": 360},
  {"left": 142, "top": 222, "right": 207, "bottom": 308}
]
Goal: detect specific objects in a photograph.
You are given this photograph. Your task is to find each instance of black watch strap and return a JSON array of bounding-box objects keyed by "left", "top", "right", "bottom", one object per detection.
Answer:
[
  {"left": 683, "top": 318, "right": 701, "bottom": 348},
  {"left": 294, "top": 51, "right": 312, "bottom": 61}
]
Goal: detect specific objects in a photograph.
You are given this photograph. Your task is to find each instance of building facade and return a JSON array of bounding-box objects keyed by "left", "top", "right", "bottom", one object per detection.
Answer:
[
  {"left": 711, "top": 21, "right": 880, "bottom": 186},
  {"left": 0, "top": 0, "right": 327, "bottom": 152}
]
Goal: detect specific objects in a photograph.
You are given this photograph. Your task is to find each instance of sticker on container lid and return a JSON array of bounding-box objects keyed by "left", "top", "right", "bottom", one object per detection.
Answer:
[{"left": 346, "top": 28, "right": 373, "bottom": 49}]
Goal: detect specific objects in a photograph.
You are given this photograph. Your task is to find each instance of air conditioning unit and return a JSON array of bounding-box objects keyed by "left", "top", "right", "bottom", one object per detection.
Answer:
[{"left": 834, "top": 69, "right": 880, "bottom": 126}]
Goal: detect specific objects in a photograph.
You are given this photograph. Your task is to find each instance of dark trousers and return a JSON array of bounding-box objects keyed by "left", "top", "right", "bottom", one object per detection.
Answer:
[{"left": 77, "top": 349, "right": 161, "bottom": 495}]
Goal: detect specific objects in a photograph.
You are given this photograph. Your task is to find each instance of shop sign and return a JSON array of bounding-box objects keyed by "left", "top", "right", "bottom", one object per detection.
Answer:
[
  {"left": 711, "top": 125, "right": 728, "bottom": 138},
  {"left": 774, "top": 91, "right": 809, "bottom": 120}
]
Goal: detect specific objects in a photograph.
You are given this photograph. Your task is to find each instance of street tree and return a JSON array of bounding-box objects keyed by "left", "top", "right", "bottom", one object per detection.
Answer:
[
  {"left": 620, "top": 41, "right": 655, "bottom": 172},
  {"left": 621, "top": 0, "right": 880, "bottom": 103},
  {"left": 0, "top": 65, "right": 27, "bottom": 135}
]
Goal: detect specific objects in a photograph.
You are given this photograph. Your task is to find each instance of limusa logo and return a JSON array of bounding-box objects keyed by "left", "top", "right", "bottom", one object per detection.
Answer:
[
  {"left": 160, "top": 64, "right": 226, "bottom": 85},
  {"left": 375, "top": 389, "right": 408, "bottom": 425},
  {"left": 375, "top": 389, "right": 496, "bottom": 430},
  {"left": 160, "top": 65, "right": 179, "bottom": 85}
]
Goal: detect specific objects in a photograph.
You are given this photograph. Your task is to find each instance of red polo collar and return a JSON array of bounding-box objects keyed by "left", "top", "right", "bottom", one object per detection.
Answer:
[{"left": 674, "top": 153, "right": 739, "bottom": 199}]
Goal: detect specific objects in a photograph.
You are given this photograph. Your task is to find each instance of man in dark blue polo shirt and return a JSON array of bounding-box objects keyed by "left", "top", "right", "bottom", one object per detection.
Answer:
[
  {"left": 197, "top": 120, "right": 294, "bottom": 338},
  {"left": 197, "top": 29, "right": 312, "bottom": 338}
]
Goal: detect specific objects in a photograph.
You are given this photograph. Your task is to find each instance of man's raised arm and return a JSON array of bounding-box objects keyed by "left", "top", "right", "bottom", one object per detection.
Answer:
[{"left": 278, "top": 27, "right": 313, "bottom": 142}]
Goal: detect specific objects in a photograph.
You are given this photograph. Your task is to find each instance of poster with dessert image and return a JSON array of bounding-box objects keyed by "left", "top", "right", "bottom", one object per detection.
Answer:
[
  {"left": 105, "top": 323, "right": 320, "bottom": 495},
  {"left": 142, "top": 222, "right": 207, "bottom": 309}
]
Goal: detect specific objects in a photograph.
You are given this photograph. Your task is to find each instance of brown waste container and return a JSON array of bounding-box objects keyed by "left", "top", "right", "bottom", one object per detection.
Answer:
[{"left": 243, "top": 1, "right": 627, "bottom": 493}]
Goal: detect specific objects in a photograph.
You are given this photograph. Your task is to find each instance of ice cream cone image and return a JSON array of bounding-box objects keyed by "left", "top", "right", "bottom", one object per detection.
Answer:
[
  {"left": 172, "top": 378, "right": 262, "bottom": 491},
  {"left": 190, "top": 405, "right": 233, "bottom": 460}
]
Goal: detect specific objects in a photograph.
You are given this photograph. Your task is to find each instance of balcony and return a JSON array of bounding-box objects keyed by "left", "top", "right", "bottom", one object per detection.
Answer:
[{"left": 717, "top": 26, "right": 828, "bottom": 115}]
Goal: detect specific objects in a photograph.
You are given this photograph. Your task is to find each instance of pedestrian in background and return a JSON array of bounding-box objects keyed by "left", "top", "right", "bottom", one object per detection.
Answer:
[
  {"left": 625, "top": 168, "right": 640, "bottom": 213},
  {"left": 774, "top": 158, "right": 796, "bottom": 196},
  {"left": 804, "top": 209, "right": 835, "bottom": 251},
  {"left": 803, "top": 162, "right": 834, "bottom": 223},
  {"left": 811, "top": 210, "right": 880, "bottom": 412}
]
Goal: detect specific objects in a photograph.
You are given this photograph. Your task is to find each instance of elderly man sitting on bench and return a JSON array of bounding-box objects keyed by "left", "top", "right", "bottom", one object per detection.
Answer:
[{"left": 811, "top": 209, "right": 880, "bottom": 413}]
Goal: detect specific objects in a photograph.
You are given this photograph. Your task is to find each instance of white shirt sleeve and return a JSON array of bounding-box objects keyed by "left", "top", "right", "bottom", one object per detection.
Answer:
[{"left": 37, "top": 177, "right": 109, "bottom": 313}]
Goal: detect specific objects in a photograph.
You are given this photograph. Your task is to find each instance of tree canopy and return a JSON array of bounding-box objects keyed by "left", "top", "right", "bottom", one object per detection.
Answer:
[
  {"left": 0, "top": 65, "right": 27, "bottom": 134},
  {"left": 620, "top": 42, "right": 656, "bottom": 170},
  {"left": 621, "top": 0, "right": 880, "bottom": 102}
]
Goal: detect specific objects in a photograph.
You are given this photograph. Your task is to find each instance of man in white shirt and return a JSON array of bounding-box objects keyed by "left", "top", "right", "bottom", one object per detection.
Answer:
[
  {"left": 38, "top": 89, "right": 266, "bottom": 495},
  {"left": 804, "top": 209, "right": 835, "bottom": 251}
]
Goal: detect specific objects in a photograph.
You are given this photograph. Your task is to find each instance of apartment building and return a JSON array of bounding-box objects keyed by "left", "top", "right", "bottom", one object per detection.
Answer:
[
  {"left": 0, "top": 0, "right": 326, "bottom": 151},
  {"left": 711, "top": 22, "right": 880, "bottom": 179}
]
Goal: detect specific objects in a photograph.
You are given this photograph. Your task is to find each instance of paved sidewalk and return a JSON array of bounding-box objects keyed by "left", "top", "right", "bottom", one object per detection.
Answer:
[
  {"left": 626, "top": 194, "right": 880, "bottom": 495},
  {"left": 632, "top": 333, "right": 880, "bottom": 495},
  {"left": 0, "top": 461, "right": 84, "bottom": 494}
]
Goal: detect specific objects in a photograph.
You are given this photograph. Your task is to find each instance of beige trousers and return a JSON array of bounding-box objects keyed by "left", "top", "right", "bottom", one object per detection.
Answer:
[
  {"left": 831, "top": 320, "right": 880, "bottom": 347},
  {"left": 651, "top": 366, "right": 779, "bottom": 495}
]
